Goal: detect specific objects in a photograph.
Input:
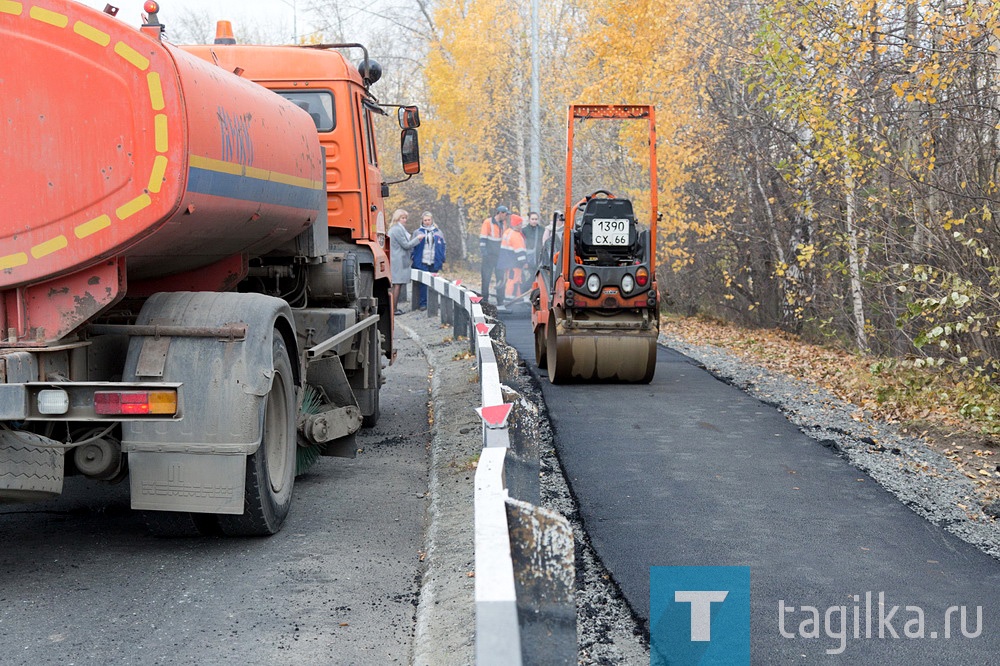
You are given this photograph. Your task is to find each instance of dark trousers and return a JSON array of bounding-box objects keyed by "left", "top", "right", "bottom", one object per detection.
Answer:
[
  {"left": 414, "top": 261, "right": 433, "bottom": 307},
  {"left": 481, "top": 255, "right": 505, "bottom": 305}
]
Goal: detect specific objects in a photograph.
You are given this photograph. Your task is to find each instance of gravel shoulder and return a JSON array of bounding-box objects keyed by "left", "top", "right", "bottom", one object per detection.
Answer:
[{"left": 399, "top": 312, "right": 479, "bottom": 666}]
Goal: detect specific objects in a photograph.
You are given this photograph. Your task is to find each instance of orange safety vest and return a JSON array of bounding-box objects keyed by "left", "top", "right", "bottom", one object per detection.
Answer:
[
  {"left": 479, "top": 217, "right": 503, "bottom": 258},
  {"left": 499, "top": 226, "right": 527, "bottom": 269},
  {"left": 500, "top": 227, "right": 528, "bottom": 299}
]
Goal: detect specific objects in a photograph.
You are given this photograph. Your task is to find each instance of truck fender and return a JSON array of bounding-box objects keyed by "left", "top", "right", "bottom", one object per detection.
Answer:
[{"left": 121, "top": 292, "right": 298, "bottom": 514}]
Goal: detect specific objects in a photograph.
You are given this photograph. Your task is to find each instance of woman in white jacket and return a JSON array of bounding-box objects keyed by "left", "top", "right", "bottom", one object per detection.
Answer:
[{"left": 388, "top": 209, "right": 423, "bottom": 314}]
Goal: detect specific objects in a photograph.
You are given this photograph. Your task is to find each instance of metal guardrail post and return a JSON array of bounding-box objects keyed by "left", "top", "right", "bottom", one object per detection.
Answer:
[
  {"left": 428, "top": 285, "right": 439, "bottom": 317},
  {"left": 409, "top": 278, "right": 420, "bottom": 312},
  {"left": 440, "top": 279, "right": 451, "bottom": 325}
]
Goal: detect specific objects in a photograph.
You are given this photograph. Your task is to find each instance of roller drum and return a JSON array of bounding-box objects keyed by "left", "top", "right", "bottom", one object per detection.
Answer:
[{"left": 546, "top": 318, "right": 657, "bottom": 384}]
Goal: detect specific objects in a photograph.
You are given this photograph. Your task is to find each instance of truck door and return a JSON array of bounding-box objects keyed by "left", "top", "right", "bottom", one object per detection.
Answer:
[{"left": 359, "top": 96, "right": 385, "bottom": 253}]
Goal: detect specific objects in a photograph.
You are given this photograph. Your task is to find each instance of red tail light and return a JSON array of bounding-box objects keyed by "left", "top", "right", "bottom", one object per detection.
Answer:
[
  {"left": 95, "top": 391, "right": 177, "bottom": 415},
  {"left": 636, "top": 267, "right": 649, "bottom": 287},
  {"left": 572, "top": 267, "right": 586, "bottom": 288}
]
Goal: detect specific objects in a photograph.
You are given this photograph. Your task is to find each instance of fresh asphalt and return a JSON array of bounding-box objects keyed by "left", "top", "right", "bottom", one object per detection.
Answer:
[{"left": 501, "top": 313, "right": 1000, "bottom": 664}]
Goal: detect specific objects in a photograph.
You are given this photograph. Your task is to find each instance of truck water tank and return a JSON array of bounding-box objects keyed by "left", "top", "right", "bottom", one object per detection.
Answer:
[{"left": 0, "top": 0, "right": 326, "bottom": 289}]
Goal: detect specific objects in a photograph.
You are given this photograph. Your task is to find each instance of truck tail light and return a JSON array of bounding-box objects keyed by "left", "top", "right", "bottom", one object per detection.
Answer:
[
  {"left": 636, "top": 267, "right": 649, "bottom": 287},
  {"left": 95, "top": 391, "right": 177, "bottom": 415},
  {"left": 572, "top": 267, "right": 586, "bottom": 288}
]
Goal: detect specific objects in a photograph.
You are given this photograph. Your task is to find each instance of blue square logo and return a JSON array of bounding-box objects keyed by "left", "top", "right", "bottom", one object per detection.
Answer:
[{"left": 650, "top": 566, "right": 750, "bottom": 665}]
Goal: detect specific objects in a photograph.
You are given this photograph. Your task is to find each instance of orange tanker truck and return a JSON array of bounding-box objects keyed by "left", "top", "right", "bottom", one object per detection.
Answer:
[{"left": 0, "top": 0, "right": 420, "bottom": 535}]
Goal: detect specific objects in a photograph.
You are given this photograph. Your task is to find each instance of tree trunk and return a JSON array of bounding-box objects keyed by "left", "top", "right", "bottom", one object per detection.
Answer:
[{"left": 843, "top": 125, "right": 868, "bottom": 353}]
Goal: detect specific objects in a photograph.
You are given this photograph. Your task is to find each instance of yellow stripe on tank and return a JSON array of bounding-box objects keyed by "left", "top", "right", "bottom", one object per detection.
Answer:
[
  {"left": 0, "top": 1, "right": 23, "bottom": 16},
  {"left": 29, "top": 6, "right": 66, "bottom": 26},
  {"left": 73, "top": 21, "right": 110, "bottom": 46},
  {"left": 0, "top": 253, "right": 28, "bottom": 270},
  {"left": 154, "top": 114, "right": 168, "bottom": 152},
  {"left": 147, "top": 72, "right": 165, "bottom": 110},
  {"left": 31, "top": 236, "right": 68, "bottom": 259},
  {"left": 75, "top": 215, "right": 112, "bottom": 239},
  {"left": 116, "top": 195, "right": 152, "bottom": 220},
  {"left": 114, "top": 41, "right": 149, "bottom": 70},
  {"left": 148, "top": 156, "right": 168, "bottom": 194},
  {"left": 189, "top": 154, "right": 325, "bottom": 190}
]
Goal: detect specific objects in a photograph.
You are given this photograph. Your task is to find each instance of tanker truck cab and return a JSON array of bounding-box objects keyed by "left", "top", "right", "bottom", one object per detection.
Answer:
[
  {"left": 0, "top": 1, "right": 420, "bottom": 536},
  {"left": 181, "top": 33, "right": 421, "bottom": 367}
]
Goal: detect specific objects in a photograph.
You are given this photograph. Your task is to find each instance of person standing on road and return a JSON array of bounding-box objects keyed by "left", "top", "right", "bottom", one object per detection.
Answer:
[
  {"left": 479, "top": 205, "right": 508, "bottom": 306},
  {"left": 499, "top": 213, "right": 529, "bottom": 301},
  {"left": 542, "top": 212, "right": 565, "bottom": 269},
  {"left": 522, "top": 211, "right": 543, "bottom": 269},
  {"left": 388, "top": 209, "right": 423, "bottom": 315},
  {"left": 411, "top": 211, "right": 446, "bottom": 310}
]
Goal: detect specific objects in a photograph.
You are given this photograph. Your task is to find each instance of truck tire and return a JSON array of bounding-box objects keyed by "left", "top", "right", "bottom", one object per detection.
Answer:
[
  {"left": 0, "top": 431, "right": 64, "bottom": 502},
  {"left": 217, "top": 334, "right": 297, "bottom": 536}
]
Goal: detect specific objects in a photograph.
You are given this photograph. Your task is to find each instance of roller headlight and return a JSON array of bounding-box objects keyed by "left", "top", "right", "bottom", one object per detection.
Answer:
[
  {"left": 587, "top": 274, "right": 601, "bottom": 294},
  {"left": 621, "top": 274, "right": 635, "bottom": 294}
]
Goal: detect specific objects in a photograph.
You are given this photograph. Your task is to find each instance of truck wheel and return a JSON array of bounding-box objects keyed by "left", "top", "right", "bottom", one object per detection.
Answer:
[
  {"left": 0, "top": 430, "right": 63, "bottom": 501},
  {"left": 217, "top": 334, "right": 297, "bottom": 536}
]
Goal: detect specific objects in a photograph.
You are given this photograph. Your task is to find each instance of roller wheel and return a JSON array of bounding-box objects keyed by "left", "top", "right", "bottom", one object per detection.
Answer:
[
  {"left": 546, "top": 315, "right": 573, "bottom": 384},
  {"left": 546, "top": 318, "right": 658, "bottom": 383},
  {"left": 638, "top": 337, "right": 657, "bottom": 384},
  {"left": 217, "top": 334, "right": 296, "bottom": 536},
  {"left": 534, "top": 324, "right": 547, "bottom": 368}
]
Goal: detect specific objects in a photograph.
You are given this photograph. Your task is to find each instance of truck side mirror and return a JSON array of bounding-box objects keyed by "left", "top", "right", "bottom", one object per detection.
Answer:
[
  {"left": 401, "top": 128, "right": 420, "bottom": 175},
  {"left": 398, "top": 106, "right": 420, "bottom": 129}
]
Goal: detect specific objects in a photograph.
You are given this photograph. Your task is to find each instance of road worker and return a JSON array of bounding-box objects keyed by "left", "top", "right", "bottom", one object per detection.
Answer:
[
  {"left": 499, "top": 213, "right": 528, "bottom": 301},
  {"left": 479, "top": 205, "right": 508, "bottom": 305}
]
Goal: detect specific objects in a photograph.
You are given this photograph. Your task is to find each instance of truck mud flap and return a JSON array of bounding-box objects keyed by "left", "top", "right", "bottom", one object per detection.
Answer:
[{"left": 128, "top": 451, "right": 246, "bottom": 514}]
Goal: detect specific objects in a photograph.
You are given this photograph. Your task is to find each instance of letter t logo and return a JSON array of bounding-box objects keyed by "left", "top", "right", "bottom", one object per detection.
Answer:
[{"left": 675, "top": 591, "right": 729, "bottom": 641}]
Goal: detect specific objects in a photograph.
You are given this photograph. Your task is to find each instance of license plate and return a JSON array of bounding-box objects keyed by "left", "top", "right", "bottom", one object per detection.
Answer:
[{"left": 591, "top": 218, "right": 630, "bottom": 246}]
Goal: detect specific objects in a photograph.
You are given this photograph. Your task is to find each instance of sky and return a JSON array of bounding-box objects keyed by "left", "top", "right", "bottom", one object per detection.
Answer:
[{"left": 78, "top": 0, "right": 321, "bottom": 43}]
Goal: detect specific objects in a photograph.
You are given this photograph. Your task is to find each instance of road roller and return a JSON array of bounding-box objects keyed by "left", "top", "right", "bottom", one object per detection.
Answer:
[{"left": 530, "top": 105, "right": 660, "bottom": 384}]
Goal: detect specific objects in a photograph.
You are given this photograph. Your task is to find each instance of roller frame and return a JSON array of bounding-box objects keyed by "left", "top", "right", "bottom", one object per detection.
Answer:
[{"left": 531, "top": 105, "right": 661, "bottom": 384}]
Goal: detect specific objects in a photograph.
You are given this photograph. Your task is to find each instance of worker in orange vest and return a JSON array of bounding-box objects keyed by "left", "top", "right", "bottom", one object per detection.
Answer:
[
  {"left": 499, "top": 214, "right": 528, "bottom": 301},
  {"left": 479, "top": 205, "right": 508, "bottom": 305}
]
